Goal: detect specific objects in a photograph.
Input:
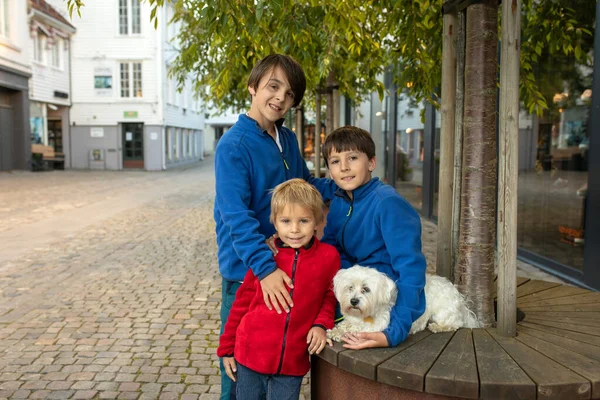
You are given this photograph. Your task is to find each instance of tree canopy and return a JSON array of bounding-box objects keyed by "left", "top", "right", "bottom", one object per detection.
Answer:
[{"left": 67, "top": 0, "right": 593, "bottom": 115}]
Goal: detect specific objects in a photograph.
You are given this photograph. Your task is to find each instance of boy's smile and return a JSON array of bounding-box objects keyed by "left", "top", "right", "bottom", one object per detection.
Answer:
[
  {"left": 247, "top": 66, "right": 295, "bottom": 137},
  {"left": 273, "top": 204, "right": 317, "bottom": 249},
  {"left": 327, "top": 149, "right": 376, "bottom": 199}
]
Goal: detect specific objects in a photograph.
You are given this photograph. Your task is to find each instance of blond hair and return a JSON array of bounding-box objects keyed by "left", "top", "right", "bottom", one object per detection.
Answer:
[{"left": 270, "top": 179, "right": 324, "bottom": 224}]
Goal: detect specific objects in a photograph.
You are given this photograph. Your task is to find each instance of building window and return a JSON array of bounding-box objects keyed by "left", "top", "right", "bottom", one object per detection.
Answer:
[
  {"left": 133, "top": 63, "right": 142, "bottom": 97},
  {"left": 119, "top": 0, "right": 141, "bottom": 35},
  {"left": 120, "top": 63, "right": 130, "bottom": 97},
  {"left": 120, "top": 62, "right": 142, "bottom": 98},
  {"left": 34, "top": 30, "right": 45, "bottom": 63},
  {"left": 0, "top": 0, "right": 9, "bottom": 38},
  {"left": 51, "top": 39, "right": 61, "bottom": 68}
]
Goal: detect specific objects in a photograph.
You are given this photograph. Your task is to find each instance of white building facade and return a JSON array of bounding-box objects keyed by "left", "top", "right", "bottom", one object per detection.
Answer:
[
  {"left": 49, "top": 0, "right": 204, "bottom": 170},
  {"left": 0, "top": 0, "right": 32, "bottom": 170},
  {"left": 28, "top": 0, "right": 76, "bottom": 167}
]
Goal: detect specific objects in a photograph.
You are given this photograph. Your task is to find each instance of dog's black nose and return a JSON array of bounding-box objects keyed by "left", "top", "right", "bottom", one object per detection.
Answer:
[{"left": 350, "top": 298, "right": 359, "bottom": 306}]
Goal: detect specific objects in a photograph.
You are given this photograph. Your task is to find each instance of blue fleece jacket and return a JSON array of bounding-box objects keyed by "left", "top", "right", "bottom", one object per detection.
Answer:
[
  {"left": 321, "top": 177, "right": 426, "bottom": 347},
  {"left": 214, "top": 114, "right": 336, "bottom": 282}
]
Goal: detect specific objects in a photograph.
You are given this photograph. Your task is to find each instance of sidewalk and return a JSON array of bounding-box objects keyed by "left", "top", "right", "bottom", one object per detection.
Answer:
[{"left": 0, "top": 163, "right": 564, "bottom": 399}]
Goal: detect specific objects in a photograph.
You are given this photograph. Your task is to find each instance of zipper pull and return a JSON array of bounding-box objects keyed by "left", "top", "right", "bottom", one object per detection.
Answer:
[
  {"left": 346, "top": 206, "right": 352, "bottom": 217},
  {"left": 282, "top": 157, "right": 290, "bottom": 170}
]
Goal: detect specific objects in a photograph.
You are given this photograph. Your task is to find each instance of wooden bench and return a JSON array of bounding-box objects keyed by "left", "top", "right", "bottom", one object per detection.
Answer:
[
  {"left": 312, "top": 278, "right": 600, "bottom": 399},
  {"left": 31, "top": 144, "right": 65, "bottom": 171}
]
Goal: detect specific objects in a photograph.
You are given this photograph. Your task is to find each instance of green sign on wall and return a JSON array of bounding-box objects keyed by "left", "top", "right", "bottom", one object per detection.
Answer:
[{"left": 124, "top": 111, "right": 138, "bottom": 118}]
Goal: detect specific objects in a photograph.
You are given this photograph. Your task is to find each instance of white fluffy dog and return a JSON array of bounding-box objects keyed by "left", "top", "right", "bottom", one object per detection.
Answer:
[{"left": 327, "top": 265, "right": 480, "bottom": 342}]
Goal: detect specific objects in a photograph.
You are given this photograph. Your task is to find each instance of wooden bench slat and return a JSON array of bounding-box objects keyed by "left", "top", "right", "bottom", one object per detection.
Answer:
[
  {"left": 519, "top": 292, "right": 600, "bottom": 308},
  {"left": 489, "top": 329, "right": 592, "bottom": 400},
  {"left": 316, "top": 341, "right": 347, "bottom": 366},
  {"left": 519, "top": 321, "right": 600, "bottom": 347},
  {"left": 517, "top": 325, "right": 600, "bottom": 362},
  {"left": 519, "top": 303, "right": 600, "bottom": 312},
  {"left": 522, "top": 313, "right": 600, "bottom": 328},
  {"left": 492, "top": 276, "right": 529, "bottom": 300},
  {"left": 473, "top": 329, "right": 535, "bottom": 400},
  {"left": 524, "top": 317, "right": 600, "bottom": 336},
  {"left": 518, "top": 286, "right": 591, "bottom": 305},
  {"left": 337, "top": 330, "right": 431, "bottom": 380},
  {"left": 516, "top": 330, "right": 600, "bottom": 398},
  {"left": 517, "top": 280, "right": 562, "bottom": 298},
  {"left": 425, "top": 329, "right": 479, "bottom": 399},
  {"left": 377, "top": 331, "right": 454, "bottom": 392}
]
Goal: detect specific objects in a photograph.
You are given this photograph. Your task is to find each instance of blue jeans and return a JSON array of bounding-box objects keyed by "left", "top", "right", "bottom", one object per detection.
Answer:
[
  {"left": 236, "top": 363, "right": 303, "bottom": 400},
  {"left": 220, "top": 278, "right": 242, "bottom": 400}
]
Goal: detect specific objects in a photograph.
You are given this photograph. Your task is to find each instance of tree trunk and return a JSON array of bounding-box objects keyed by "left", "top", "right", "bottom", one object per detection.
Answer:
[
  {"left": 326, "top": 70, "right": 336, "bottom": 135},
  {"left": 455, "top": 0, "right": 498, "bottom": 328}
]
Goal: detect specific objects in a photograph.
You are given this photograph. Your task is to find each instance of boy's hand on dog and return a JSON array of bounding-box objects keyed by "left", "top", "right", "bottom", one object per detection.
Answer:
[
  {"left": 222, "top": 357, "right": 237, "bottom": 382},
  {"left": 260, "top": 269, "right": 294, "bottom": 314},
  {"left": 307, "top": 327, "right": 329, "bottom": 355},
  {"left": 342, "top": 332, "right": 389, "bottom": 350}
]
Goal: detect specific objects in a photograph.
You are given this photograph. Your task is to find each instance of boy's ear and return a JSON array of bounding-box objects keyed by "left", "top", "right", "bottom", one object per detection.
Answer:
[
  {"left": 368, "top": 156, "right": 376, "bottom": 172},
  {"left": 248, "top": 86, "right": 256, "bottom": 96}
]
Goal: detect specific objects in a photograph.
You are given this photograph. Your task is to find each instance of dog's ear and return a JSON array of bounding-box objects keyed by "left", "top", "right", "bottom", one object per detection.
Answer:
[
  {"left": 376, "top": 273, "right": 398, "bottom": 307},
  {"left": 333, "top": 268, "right": 350, "bottom": 301}
]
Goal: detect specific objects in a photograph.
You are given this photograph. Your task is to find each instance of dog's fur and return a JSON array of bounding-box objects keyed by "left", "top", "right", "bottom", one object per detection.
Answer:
[{"left": 327, "top": 265, "right": 480, "bottom": 342}]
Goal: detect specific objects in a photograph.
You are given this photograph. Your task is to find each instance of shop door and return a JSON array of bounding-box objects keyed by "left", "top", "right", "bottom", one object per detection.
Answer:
[
  {"left": 122, "top": 123, "right": 144, "bottom": 168},
  {"left": 0, "top": 106, "right": 14, "bottom": 171},
  {"left": 48, "top": 119, "right": 63, "bottom": 153}
]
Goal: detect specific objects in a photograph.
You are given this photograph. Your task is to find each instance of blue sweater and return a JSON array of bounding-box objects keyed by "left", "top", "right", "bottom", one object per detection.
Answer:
[
  {"left": 214, "top": 114, "right": 336, "bottom": 282},
  {"left": 321, "top": 177, "right": 426, "bottom": 347}
]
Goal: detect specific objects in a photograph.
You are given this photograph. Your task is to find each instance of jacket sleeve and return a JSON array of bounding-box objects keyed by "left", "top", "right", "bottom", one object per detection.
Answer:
[
  {"left": 215, "top": 140, "right": 278, "bottom": 280},
  {"left": 312, "top": 252, "right": 341, "bottom": 329},
  {"left": 379, "top": 197, "right": 427, "bottom": 347},
  {"left": 321, "top": 206, "right": 354, "bottom": 270},
  {"left": 217, "top": 270, "right": 258, "bottom": 357}
]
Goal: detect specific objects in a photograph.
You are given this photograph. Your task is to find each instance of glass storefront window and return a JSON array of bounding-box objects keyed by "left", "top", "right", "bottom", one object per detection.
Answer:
[
  {"left": 517, "top": 53, "right": 593, "bottom": 271},
  {"left": 30, "top": 102, "right": 45, "bottom": 144}
]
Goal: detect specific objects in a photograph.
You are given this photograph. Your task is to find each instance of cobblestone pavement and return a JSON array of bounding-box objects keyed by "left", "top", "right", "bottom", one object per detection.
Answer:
[{"left": 0, "top": 161, "right": 564, "bottom": 400}]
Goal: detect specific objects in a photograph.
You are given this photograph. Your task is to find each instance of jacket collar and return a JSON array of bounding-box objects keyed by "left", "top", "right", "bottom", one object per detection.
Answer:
[
  {"left": 275, "top": 236, "right": 317, "bottom": 253},
  {"left": 238, "top": 113, "right": 286, "bottom": 135},
  {"left": 334, "top": 177, "right": 380, "bottom": 202}
]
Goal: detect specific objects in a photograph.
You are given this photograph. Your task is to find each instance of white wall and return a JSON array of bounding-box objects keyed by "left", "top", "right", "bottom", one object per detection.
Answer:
[{"left": 0, "top": 1, "right": 31, "bottom": 76}]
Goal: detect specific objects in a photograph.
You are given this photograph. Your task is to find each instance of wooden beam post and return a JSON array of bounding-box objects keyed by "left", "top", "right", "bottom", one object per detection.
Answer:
[
  {"left": 315, "top": 93, "right": 322, "bottom": 178},
  {"left": 497, "top": 0, "right": 521, "bottom": 336},
  {"left": 436, "top": 12, "right": 458, "bottom": 280},
  {"left": 451, "top": 11, "right": 466, "bottom": 280}
]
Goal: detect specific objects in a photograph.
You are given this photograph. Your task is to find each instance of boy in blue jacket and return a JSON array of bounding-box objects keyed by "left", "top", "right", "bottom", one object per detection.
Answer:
[
  {"left": 321, "top": 125, "right": 427, "bottom": 349},
  {"left": 214, "top": 54, "right": 335, "bottom": 399}
]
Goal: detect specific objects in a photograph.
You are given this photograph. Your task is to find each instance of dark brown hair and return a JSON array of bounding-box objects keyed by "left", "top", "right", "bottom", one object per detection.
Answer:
[
  {"left": 247, "top": 54, "right": 306, "bottom": 107},
  {"left": 322, "top": 126, "right": 376, "bottom": 167}
]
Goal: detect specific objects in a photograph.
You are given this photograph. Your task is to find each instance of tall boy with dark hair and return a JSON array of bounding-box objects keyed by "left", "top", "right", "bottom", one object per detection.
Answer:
[
  {"left": 214, "top": 54, "right": 335, "bottom": 399},
  {"left": 321, "top": 126, "right": 427, "bottom": 349}
]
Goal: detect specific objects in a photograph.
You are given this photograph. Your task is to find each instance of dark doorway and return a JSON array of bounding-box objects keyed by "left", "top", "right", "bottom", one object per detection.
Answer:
[
  {"left": 122, "top": 123, "right": 144, "bottom": 169},
  {"left": 48, "top": 119, "right": 63, "bottom": 154},
  {"left": 0, "top": 105, "right": 14, "bottom": 171}
]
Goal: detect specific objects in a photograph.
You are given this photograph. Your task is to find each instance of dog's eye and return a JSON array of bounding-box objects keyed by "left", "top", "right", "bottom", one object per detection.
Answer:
[
  {"left": 347, "top": 286, "right": 353, "bottom": 292},
  {"left": 361, "top": 287, "right": 370, "bottom": 294}
]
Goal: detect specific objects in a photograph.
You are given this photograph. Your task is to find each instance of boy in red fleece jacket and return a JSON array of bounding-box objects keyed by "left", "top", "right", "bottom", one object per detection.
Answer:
[{"left": 217, "top": 179, "right": 340, "bottom": 400}]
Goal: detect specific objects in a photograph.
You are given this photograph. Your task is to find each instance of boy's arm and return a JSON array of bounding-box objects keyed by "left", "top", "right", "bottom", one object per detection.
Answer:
[
  {"left": 379, "top": 197, "right": 427, "bottom": 347},
  {"left": 217, "top": 270, "right": 258, "bottom": 357},
  {"left": 215, "top": 141, "right": 278, "bottom": 280},
  {"left": 312, "top": 253, "right": 341, "bottom": 330}
]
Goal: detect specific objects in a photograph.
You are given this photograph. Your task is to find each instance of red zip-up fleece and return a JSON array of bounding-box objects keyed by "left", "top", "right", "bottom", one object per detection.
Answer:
[{"left": 217, "top": 237, "right": 340, "bottom": 376}]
